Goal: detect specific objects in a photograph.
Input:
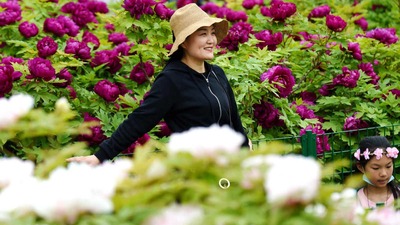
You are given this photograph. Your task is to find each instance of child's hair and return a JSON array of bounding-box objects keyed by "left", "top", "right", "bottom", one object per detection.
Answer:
[{"left": 356, "top": 136, "right": 400, "bottom": 199}]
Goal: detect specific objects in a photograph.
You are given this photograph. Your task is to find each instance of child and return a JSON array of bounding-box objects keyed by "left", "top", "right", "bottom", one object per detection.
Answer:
[{"left": 354, "top": 136, "right": 400, "bottom": 209}]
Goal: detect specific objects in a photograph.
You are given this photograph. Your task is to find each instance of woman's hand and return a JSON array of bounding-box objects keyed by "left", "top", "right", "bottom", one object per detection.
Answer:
[{"left": 66, "top": 155, "right": 100, "bottom": 166}]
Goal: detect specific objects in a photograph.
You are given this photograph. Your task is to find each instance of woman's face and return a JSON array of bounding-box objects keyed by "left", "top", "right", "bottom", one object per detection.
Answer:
[
  {"left": 181, "top": 25, "right": 217, "bottom": 63},
  {"left": 358, "top": 155, "right": 394, "bottom": 187}
]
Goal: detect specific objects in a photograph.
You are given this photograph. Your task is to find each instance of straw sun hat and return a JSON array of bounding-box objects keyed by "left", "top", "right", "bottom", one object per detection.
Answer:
[{"left": 168, "top": 3, "right": 229, "bottom": 56}]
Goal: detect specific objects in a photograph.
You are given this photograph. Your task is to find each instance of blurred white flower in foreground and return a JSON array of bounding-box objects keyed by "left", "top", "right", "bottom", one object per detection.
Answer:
[
  {"left": 167, "top": 124, "right": 244, "bottom": 159},
  {"left": 264, "top": 154, "right": 321, "bottom": 206},
  {"left": 330, "top": 188, "right": 363, "bottom": 224},
  {"left": 0, "top": 158, "right": 132, "bottom": 223},
  {"left": 143, "top": 204, "right": 204, "bottom": 225},
  {"left": 367, "top": 207, "right": 400, "bottom": 225},
  {"left": 0, "top": 94, "right": 34, "bottom": 129},
  {"left": 0, "top": 157, "right": 34, "bottom": 188}
]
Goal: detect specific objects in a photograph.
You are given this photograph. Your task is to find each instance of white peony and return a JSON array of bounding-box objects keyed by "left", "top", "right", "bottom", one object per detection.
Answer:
[
  {"left": 143, "top": 204, "right": 204, "bottom": 225},
  {"left": 167, "top": 124, "right": 244, "bottom": 159},
  {"left": 0, "top": 158, "right": 132, "bottom": 223},
  {"left": 264, "top": 154, "right": 321, "bottom": 206},
  {"left": 0, "top": 94, "right": 34, "bottom": 129},
  {"left": 0, "top": 157, "right": 34, "bottom": 188}
]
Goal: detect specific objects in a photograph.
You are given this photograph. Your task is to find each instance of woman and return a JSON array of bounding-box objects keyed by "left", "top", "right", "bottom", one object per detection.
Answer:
[{"left": 67, "top": 3, "right": 249, "bottom": 165}]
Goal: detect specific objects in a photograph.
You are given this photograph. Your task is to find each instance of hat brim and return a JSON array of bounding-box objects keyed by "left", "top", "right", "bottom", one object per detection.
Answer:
[{"left": 168, "top": 18, "right": 228, "bottom": 57}]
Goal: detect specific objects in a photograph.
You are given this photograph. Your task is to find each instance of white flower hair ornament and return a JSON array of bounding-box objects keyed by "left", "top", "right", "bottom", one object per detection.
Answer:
[{"left": 353, "top": 147, "right": 399, "bottom": 161}]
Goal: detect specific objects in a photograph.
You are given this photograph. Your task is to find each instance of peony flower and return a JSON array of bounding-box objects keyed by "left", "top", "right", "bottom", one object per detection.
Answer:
[
  {"left": 64, "top": 38, "right": 92, "bottom": 60},
  {"left": 318, "top": 84, "right": 335, "bottom": 96},
  {"left": 358, "top": 62, "right": 379, "bottom": 85},
  {"left": 254, "top": 30, "right": 283, "bottom": 50},
  {"left": 300, "top": 91, "right": 317, "bottom": 104},
  {"left": 366, "top": 28, "right": 399, "bottom": 46},
  {"left": 61, "top": 2, "right": 98, "bottom": 28},
  {"left": 154, "top": 3, "right": 174, "bottom": 20},
  {"left": 367, "top": 207, "right": 400, "bottom": 224},
  {"left": 294, "top": 104, "right": 317, "bottom": 120},
  {"left": 347, "top": 42, "right": 362, "bottom": 61},
  {"left": 0, "top": 0, "right": 22, "bottom": 26},
  {"left": 66, "top": 85, "right": 77, "bottom": 99},
  {"left": 54, "top": 68, "right": 73, "bottom": 88},
  {"left": 343, "top": 113, "right": 369, "bottom": 134},
  {"left": 91, "top": 49, "right": 121, "bottom": 73},
  {"left": 354, "top": 16, "right": 368, "bottom": 31},
  {"left": 242, "top": 0, "right": 264, "bottom": 9},
  {"left": 129, "top": 61, "right": 154, "bottom": 84},
  {"left": 93, "top": 79, "right": 120, "bottom": 102},
  {"left": 0, "top": 65, "right": 14, "bottom": 97},
  {"left": 122, "top": 0, "right": 156, "bottom": 20},
  {"left": 43, "top": 17, "right": 65, "bottom": 37},
  {"left": 105, "top": 22, "right": 115, "bottom": 31},
  {"left": 264, "top": 154, "right": 321, "bottom": 206},
  {"left": 108, "top": 32, "right": 128, "bottom": 45},
  {"left": 0, "top": 159, "right": 132, "bottom": 224},
  {"left": 167, "top": 124, "right": 244, "bottom": 159},
  {"left": 1, "top": 57, "right": 22, "bottom": 81},
  {"left": 114, "top": 42, "right": 133, "bottom": 56},
  {"left": 155, "top": 121, "right": 171, "bottom": 138},
  {"left": 37, "top": 36, "right": 58, "bottom": 58},
  {"left": 0, "top": 157, "right": 34, "bottom": 188},
  {"left": 18, "top": 21, "right": 39, "bottom": 38},
  {"left": 200, "top": 2, "right": 220, "bottom": 15},
  {"left": 326, "top": 14, "right": 347, "bottom": 32},
  {"left": 143, "top": 204, "right": 204, "bottom": 225},
  {"left": 57, "top": 15, "right": 80, "bottom": 37},
  {"left": 260, "top": 65, "right": 295, "bottom": 98},
  {"left": 225, "top": 9, "right": 248, "bottom": 22},
  {"left": 77, "top": 112, "right": 107, "bottom": 146},
  {"left": 27, "top": 57, "right": 56, "bottom": 81},
  {"left": 121, "top": 133, "right": 150, "bottom": 155},
  {"left": 253, "top": 101, "right": 284, "bottom": 129},
  {"left": 0, "top": 94, "right": 34, "bottom": 129},
  {"left": 219, "top": 22, "right": 253, "bottom": 51},
  {"left": 332, "top": 66, "right": 360, "bottom": 88},
  {"left": 308, "top": 5, "right": 330, "bottom": 18},
  {"left": 261, "top": 0, "right": 297, "bottom": 21}
]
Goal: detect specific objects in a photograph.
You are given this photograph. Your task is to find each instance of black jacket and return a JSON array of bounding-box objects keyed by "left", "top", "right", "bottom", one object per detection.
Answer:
[{"left": 95, "top": 59, "right": 248, "bottom": 162}]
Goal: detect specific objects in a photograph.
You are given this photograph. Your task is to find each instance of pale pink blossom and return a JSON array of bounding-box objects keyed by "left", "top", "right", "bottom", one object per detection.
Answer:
[
  {"left": 143, "top": 204, "right": 204, "bottom": 225},
  {"left": 0, "top": 94, "right": 34, "bottom": 129},
  {"left": 373, "top": 148, "right": 384, "bottom": 160},
  {"left": 386, "top": 147, "right": 399, "bottom": 158},
  {"left": 362, "top": 148, "right": 370, "bottom": 160}
]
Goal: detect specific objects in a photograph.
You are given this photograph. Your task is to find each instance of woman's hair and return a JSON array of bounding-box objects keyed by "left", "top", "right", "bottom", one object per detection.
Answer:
[
  {"left": 168, "top": 33, "right": 184, "bottom": 61},
  {"left": 357, "top": 135, "right": 400, "bottom": 199}
]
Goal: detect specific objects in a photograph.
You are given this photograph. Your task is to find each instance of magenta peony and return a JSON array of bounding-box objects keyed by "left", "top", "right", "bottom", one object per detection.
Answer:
[
  {"left": 77, "top": 112, "right": 107, "bottom": 146},
  {"left": 108, "top": 32, "right": 129, "bottom": 45},
  {"left": 54, "top": 68, "right": 73, "bottom": 88},
  {"left": 254, "top": 30, "right": 283, "bottom": 50},
  {"left": 326, "top": 14, "right": 347, "bottom": 32},
  {"left": 260, "top": 65, "right": 295, "bottom": 98},
  {"left": 219, "top": 22, "right": 253, "bottom": 51},
  {"left": 122, "top": 0, "right": 156, "bottom": 20},
  {"left": 261, "top": 0, "right": 296, "bottom": 21},
  {"left": 343, "top": 113, "right": 369, "bottom": 134},
  {"left": 129, "top": 61, "right": 155, "bottom": 84},
  {"left": 154, "top": 3, "right": 174, "bottom": 20},
  {"left": 308, "top": 5, "right": 330, "bottom": 18},
  {"left": 18, "top": 21, "right": 39, "bottom": 38},
  {"left": 332, "top": 67, "right": 360, "bottom": 88},
  {"left": 91, "top": 49, "right": 122, "bottom": 74},
  {"left": 64, "top": 38, "right": 92, "bottom": 60},
  {"left": 27, "top": 57, "right": 56, "bottom": 81},
  {"left": 253, "top": 101, "right": 285, "bottom": 129},
  {"left": 347, "top": 42, "right": 362, "bottom": 61},
  {"left": 37, "top": 36, "right": 58, "bottom": 58},
  {"left": 0, "top": 0, "right": 21, "bottom": 26},
  {"left": 0, "top": 65, "right": 14, "bottom": 97},
  {"left": 366, "top": 28, "right": 399, "bottom": 46},
  {"left": 358, "top": 62, "right": 379, "bottom": 85},
  {"left": 121, "top": 133, "right": 151, "bottom": 154},
  {"left": 93, "top": 79, "right": 121, "bottom": 102}
]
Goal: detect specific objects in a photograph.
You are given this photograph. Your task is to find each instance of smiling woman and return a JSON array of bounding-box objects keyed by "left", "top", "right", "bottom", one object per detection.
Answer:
[{"left": 67, "top": 3, "right": 251, "bottom": 165}]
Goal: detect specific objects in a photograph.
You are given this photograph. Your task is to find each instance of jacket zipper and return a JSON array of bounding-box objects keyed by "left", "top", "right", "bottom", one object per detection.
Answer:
[{"left": 201, "top": 73, "right": 222, "bottom": 123}]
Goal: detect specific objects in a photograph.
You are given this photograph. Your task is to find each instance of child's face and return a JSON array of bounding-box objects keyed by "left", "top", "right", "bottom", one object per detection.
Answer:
[{"left": 361, "top": 155, "right": 394, "bottom": 187}]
